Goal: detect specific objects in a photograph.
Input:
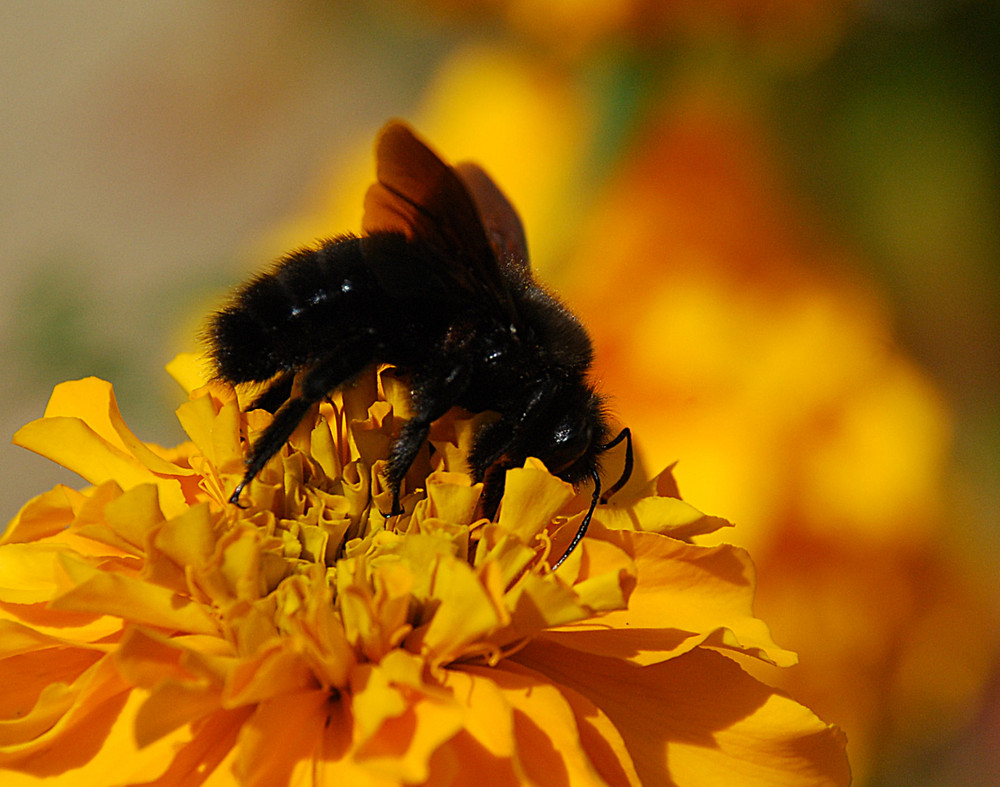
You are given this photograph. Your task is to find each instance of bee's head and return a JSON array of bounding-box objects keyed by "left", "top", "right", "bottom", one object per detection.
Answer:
[{"left": 544, "top": 388, "right": 609, "bottom": 484}]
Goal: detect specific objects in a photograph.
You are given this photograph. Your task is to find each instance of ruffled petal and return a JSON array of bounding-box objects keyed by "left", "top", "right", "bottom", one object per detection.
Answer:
[{"left": 543, "top": 525, "right": 796, "bottom": 667}]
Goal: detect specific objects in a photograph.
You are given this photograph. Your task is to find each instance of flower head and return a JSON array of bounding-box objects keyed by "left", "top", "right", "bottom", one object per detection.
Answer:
[{"left": 2, "top": 356, "right": 847, "bottom": 784}]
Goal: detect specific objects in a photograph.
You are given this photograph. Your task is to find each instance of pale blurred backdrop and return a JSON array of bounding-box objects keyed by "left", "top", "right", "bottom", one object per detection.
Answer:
[{"left": 2, "top": 2, "right": 998, "bottom": 785}]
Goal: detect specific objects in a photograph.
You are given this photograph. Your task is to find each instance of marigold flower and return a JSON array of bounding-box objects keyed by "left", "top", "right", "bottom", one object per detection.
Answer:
[{"left": 2, "top": 355, "right": 848, "bottom": 784}]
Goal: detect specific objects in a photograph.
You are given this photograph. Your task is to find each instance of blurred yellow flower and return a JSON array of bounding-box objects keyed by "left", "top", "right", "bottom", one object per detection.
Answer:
[
  {"left": 261, "top": 45, "right": 593, "bottom": 275},
  {"left": 1, "top": 357, "right": 848, "bottom": 784}
]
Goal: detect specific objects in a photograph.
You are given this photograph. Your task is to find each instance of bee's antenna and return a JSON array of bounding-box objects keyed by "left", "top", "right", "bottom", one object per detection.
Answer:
[
  {"left": 599, "top": 427, "right": 632, "bottom": 504},
  {"left": 551, "top": 467, "right": 601, "bottom": 570}
]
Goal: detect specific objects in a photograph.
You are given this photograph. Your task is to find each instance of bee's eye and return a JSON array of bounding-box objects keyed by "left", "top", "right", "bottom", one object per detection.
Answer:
[{"left": 546, "top": 415, "right": 593, "bottom": 477}]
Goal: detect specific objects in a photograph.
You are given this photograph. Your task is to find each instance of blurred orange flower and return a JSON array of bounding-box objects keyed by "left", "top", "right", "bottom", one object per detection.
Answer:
[
  {"left": 417, "top": 0, "right": 854, "bottom": 62},
  {"left": 566, "top": 100, "right": 1000, "bottom": 782},
  {"left": 1, "top": 356, "right": 848, "bottom": 784}
]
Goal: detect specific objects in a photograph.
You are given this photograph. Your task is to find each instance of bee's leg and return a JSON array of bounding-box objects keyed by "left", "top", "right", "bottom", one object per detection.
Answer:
[
  {"left": 383, "top": 366, "right": 470, "bottom": 516},
  {"left": 466, "top": 381, "right": 562, "bottom": 522},
  {"left": 383, "top": 417, "right": 429, "bottom": 517},
  {"left": 229, "top": 395, "right": 318, "bottom": 505},
  {"left": 466, "top": 417, "right": 517, "bottom": 481},
  {"left": 230, "top": 344, "right": 374, "bottom": 506},
  {"left": 249, "top": 371, "right": 296, "bottom": 414},
  {"left": 466, "top": 378, "right": 559, "bottom": 484},
  {"left": 478, "top": 462, "right": 511, "bottom": 520}
]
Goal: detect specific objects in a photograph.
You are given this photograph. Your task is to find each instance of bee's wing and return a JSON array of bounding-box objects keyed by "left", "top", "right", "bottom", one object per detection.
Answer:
[
  {"left": 453, "top": 162, "right": 529, "bottom": 274},
  {"left": 362, "top": 122, "right": 525, "bottom": 321}
]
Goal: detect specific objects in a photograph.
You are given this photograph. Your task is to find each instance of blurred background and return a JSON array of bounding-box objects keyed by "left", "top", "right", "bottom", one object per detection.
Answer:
[{"left": 1, "top": 2, "right": 997, "bottom": 784}]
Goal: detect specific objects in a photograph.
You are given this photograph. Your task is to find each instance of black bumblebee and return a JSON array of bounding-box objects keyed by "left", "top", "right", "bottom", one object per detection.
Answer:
[{"left": 207, "top": 122, "right": 630, "bottom": 566}]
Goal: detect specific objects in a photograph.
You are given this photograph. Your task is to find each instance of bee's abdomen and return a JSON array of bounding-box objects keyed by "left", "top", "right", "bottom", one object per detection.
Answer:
[{"left": 208, "top": 235, "right": 377, "bottom": 383}]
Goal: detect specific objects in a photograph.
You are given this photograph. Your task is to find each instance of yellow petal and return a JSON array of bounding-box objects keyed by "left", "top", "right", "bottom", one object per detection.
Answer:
[
  {"left": 597, "top": 495, "right": 733, "bottom": 539},
  {"left": 165, "top": 352, "right": 210, "bottom": 395},
  {"left": 350, "top": 661, "right": 406, "bottom": 745},
  {"left": 405, "top": 555, "right": 504, "bottom": 665},
  {"left": 472, "top": 526, "right": 539, "bottom": 586},
  {"left": 515, "top": 642, "right": 850, "bottom": 786},
  {"left": 49, "top": 553, "right": 219, "bottom": 636},
  {"left": 174, "top": 392, "right": 245, "bottom": 478},
  {"left": 44, "top": 377, "right": 190, "bottom": 480},
  {"left": 92, "top": 483, "right": 165, "bottom": 554},
  {"left": 439, "top": 668, "right": 516, "bottom": 760},
  {"left": 553, "top": 534, "right": 636, "bottom": 614},
  {"left": 1, "top": 486, "right": 77, "bottom": 546},
  {"left": 216, "top": 526, "right": 269, "bottom": 604},
  {"left": 14, "top": 416, "right": 161, "bottom": 492},
  {"left": 497, "top": 460, "right": 575, "bottom": 544},
  {"left": 424, "top": 471, "right": 482, "bottom": 524},
  {"left": 544, "top": 527, "right": 796, "bottom": 667},
  {"left": 463, "top": 657, "right": 642, "bottom": 786},
  {"left": 504, "top": 572, "right": 597, "bottom": 636},
  {"left": 150, "top": 502, "right": 218, "bottom": 575},
  {"left": 223, "top": 644, "right": 318, "bottom": 707},
  {"left": 0, "top": 544, "right": 72, "bottom": 604}
]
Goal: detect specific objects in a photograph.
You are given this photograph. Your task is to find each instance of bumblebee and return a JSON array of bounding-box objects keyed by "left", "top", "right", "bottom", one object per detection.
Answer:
[{"left": 207, "top": 122, "right": 630, "bottom": 566}]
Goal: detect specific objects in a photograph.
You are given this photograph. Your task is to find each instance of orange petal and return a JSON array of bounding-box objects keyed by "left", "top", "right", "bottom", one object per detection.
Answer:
[
  {"left": 515, "top": 641, "right": 850, "bottom": 786},
  {"left": 349, "top": 651, "right": 466, "bottom": 784},
  {"left": 234, "top": 690, "right": 331, "bottom": 787},
  {"left": 87, "top": 689, "right": 246, "bottom": 787},
  {"left": 134, "top": 682, "right": 227, "bottom": 750},
  {"left": 133, "top": 704, "right": 249, "bottom": 787},
  {"left": 426, "top": 668, "right": 524, "bottom": 786},
  {"left": 0, "top": 656, "right": 129, "bottom": 766},
  {"left": 0, "top": 619, "right": 120, "bottom": 659},
  {"left": 465, "top": 662, "right": 618, "bottom": 786}
]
